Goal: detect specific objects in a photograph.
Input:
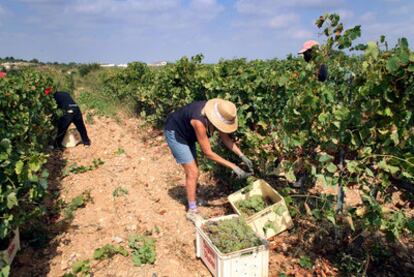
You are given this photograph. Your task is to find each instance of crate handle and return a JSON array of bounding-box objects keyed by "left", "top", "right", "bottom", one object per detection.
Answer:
[{"left": 240, "top": 250, "right": 255, "bottom": 257}]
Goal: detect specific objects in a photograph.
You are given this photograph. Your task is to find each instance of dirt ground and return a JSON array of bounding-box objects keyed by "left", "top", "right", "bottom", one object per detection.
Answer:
[
  {"left": 13, "top": 115, "right": 219, "bottom": 276},
  {"left": 11, "top": 114, "right": 413, "bottom": 277},
  {"left": 14, "top": 115, "right": 309, "bottom": 277}
]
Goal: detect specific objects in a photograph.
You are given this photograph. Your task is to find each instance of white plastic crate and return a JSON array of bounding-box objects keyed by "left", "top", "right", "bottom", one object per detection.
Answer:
[
  {"left": 0, "top": 228, "right": 20, "bottom": 266},
  {"left": 196, "top": 214, "right": 269, "bottom": 277},
  {"left": 228, "top": 179, "right": 293, "bottom": 239}
]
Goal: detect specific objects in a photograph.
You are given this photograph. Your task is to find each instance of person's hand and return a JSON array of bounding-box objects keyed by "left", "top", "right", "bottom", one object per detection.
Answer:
[
  {"left": 232, "top": 166, "right": 252, "bottom": 179},
  {"left": 240, "top": 155, "right": 254, "bottom": 172}
]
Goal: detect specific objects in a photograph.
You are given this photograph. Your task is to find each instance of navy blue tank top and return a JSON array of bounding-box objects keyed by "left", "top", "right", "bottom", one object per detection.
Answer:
[
  {"left": 53, "top": 91, "right": 78, "bottom": 110},
  {"left": 165, "top": 101, "right": 208, "bottom": 145}
]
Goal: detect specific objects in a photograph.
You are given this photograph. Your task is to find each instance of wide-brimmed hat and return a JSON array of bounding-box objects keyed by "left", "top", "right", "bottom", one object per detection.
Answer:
[
  {"left": 298, "top": 40, "right": 319, "bottom": 54},
  {"left": 204, "top": 98, "right": 238, "bottom": 133}
]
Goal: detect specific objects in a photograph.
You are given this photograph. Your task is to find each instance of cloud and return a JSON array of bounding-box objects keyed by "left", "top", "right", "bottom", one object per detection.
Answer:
[
  {"left": 388, "top": 3, "right": 414, "bottom": 15},
  {"left": 236, "top": 0, "right": 343, "bottom": 15},
  {"left": 0, "top": 5, "right": 7, "bottom": 15},
  {"left": 0, "top": 4, "right": 9, "bottom": 27},
  {"left": 268, "top": 13, "right": 299, "bottom": 29},
  {"left": 335, "top": 9, "right": 354, "bottom": 20},
  {"left": 69, "top": 0, "right": 180, "bottom": 15},
  {"left": 359, "top": 12, "right": 376, "bottom": 23},
  {"left": 188, "top": 0, "right": 224, "bottom": 20},
  {"left": 289, "top": 28, "right": 313, "bottom": 39}
]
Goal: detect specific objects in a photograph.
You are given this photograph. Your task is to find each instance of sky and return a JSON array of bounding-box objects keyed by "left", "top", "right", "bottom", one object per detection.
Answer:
[{"left": 0, "top": 0, "right": 413, "bottom": 64}]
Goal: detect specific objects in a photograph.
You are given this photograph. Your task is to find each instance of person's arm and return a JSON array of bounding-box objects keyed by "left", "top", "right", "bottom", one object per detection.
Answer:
[
  {"left": 191, "top": 119, "right": 236, "bottom": 169},
  {"left": 219, "top": 131, "right": 254, "bottom": 172},
  {"left": 218, "top": 132, "right": 243, "bottom": 156}
]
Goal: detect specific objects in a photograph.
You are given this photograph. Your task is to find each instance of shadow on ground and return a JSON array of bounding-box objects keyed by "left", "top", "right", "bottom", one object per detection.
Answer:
[
  {"left": 11, "top": 150, "right": 76, "bottom": 277},
  {"left": 167, "top": 180, "right": 235, "bottom": 215}
]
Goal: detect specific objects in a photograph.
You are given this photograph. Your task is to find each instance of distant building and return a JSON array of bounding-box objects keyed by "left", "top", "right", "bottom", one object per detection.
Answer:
[
  {"left": 100, "top": 63, "right": 116, "bottom": 68},
  {"left": 1, "top": 62, "right": 34, "bottom": 70},
  {"left": 99, "top": 63, "right": 129, "bottom": 68},
  {"left": 148, "top": 61, "right": 167, "bottom": 67}
]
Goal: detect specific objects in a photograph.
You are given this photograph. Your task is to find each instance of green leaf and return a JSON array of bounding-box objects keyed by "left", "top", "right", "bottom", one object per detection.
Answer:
[
  {"left": 399, "top": 37, "right": 409, "bottom": 49},
  {"left": 318, "top": 153, "right": 334, "bottom": 163},
  {"left": 365, "top": 41, "right": 378, "bottom": 59},
  {"left": 378, "top": 159, "right": 399, "bottom": 175},
  {"left": 0, "top": 138, "right": 11, "bottom": 151},
  {"left": 7, "top": 192, "right": 18, "bottom": 209},
  {"left": 29, "top": 158, "right": 42, "bottom": 172},
  {"left": 72, "top": 260, "right": 90, "bottom": 274},
  {"left": 407, "top": 219, "right": 414, "bottom": 231},
  {"left": 15, "top": 160, "right": 24, "bottom": 175},
  {"left": 285, "top": 168, "right": 296, "bottom": 182},
  {"left": 390, "top": 132, "right": 399, "bottom": 146},
  {"left": 346, "top": 160, "right": 359, "bottom": 173},
  {"left": 326, "top": 162, "right": 338, "bottom": 173},
  {"left": 1, "top": 265, "right": 10, "bottom": 277},
  {"left": 326, "top": 214, "right": 336, "bottom": 225},
  {"left": 93, "top": 248, "right": 105, "bottom": 260},
  {"left": 132, "top": 254, "right": 143, "bottom": 266},
  {"left": 384, "top": 107, "right": 393, "bottom": 117},
  {"left": 299, "top": 255, "right": 313, "bottom": 269},
  {"left": 365, "top": 168, "right": 374, "bottom": 177},
  {"left": 386, "top": 56, "right": 400, "bottom": 72},
  {"left": 399, "top": 51, "right": 410, "bottom": 65},
  {"left": 278, "top": 75, "right": 288, "bottom": 86}
]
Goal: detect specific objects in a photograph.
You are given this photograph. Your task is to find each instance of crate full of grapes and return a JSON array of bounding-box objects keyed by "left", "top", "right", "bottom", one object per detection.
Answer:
[
  {"left": 196, "top": 215, "right": 269, "bottom": 277},
  {"left": 228, "top": 179, "right": 293, "bottom": 239}
]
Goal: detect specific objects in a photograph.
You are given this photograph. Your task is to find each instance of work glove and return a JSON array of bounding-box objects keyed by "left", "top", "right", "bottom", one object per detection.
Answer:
[
  {"left": 239, "top": 155, "right": 254, "bottom": 173},
  {"left": 232, "top": 166, "right": 252, "bottom": 179}
]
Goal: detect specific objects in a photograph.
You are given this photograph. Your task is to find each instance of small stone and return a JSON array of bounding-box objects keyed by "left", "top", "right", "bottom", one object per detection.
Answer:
[
  {"left": 127, "top": 224, "right": 137, "bottom": 231},
  {"left": 69, "top": 253, "right": 77, "bottom": 262},
  {"left": 112, "top": 236, "right": 124, "bottom": 243}
]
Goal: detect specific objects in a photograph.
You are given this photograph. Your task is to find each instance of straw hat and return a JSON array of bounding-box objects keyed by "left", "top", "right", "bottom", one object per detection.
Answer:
[
  {"left": 298, "top": 40, "right": 319, "bottom": 54},
  {"left": 204, "top": 98, "right": 238, "bottom": 133}
]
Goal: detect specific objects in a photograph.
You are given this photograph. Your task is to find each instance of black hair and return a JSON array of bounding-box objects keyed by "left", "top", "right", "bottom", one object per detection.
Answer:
[{"left": 303, "top": 49, "right": 313, "bottom": 62}]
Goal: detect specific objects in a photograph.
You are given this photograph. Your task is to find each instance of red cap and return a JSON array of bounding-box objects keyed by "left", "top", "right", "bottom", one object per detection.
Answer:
[
  {"left": 44, "top": 87, "right": 53, "bottom": 95},
  {"left": 0, "top": 72, "right": 6, "bottom": 78}
]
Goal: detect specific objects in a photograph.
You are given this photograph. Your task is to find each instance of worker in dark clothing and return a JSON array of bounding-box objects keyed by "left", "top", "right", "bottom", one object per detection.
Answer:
[
  {"left": 299, "top": 40, "right": 328, "bottom": 82},
  {"left": 292, "top": 40, "right": 328, "bottom": 188},
  {"left": 45, "top": 88, "right": 91, "bottom": 149}
]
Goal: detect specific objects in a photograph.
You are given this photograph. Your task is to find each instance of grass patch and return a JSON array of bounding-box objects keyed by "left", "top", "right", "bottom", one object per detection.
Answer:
[
  {"left": 63, "top": 191, "right": 93, "bottom": 220},
  {"left": 63, "top": 158, "right": 104, "bottom": 176},
  {"left": 113, "top": 186, "right": 129, "bottom": 198},
  {"left": 63, "top": 259, "right": 91, "bottom": 277},
  {"left": 77, "top": 90, "right": 120, "bottom": 118},
  {"left": 128, "top": 234, "right": 156, "bottom": 267},
  {"left": 115, "top": 147, "right": 126, "bottom": 156},
  {"left": 93, "top": 244, "right": 129, "bottom": 260}
]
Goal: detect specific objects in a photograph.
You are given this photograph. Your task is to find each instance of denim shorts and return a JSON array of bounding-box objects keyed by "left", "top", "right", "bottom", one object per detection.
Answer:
[{"left": 164, "top": 130, "right": 196, "bottom": 164}]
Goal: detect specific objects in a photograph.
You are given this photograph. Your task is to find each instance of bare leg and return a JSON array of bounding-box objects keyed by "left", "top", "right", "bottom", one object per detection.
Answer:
[{"left": 181, "top": 161, "right": 199, "bottom": 205}]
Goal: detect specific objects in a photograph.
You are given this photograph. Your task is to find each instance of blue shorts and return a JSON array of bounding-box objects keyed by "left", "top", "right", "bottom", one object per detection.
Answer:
[{"left": 164, "top": 129, "right": 196, "bottom": 164}]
